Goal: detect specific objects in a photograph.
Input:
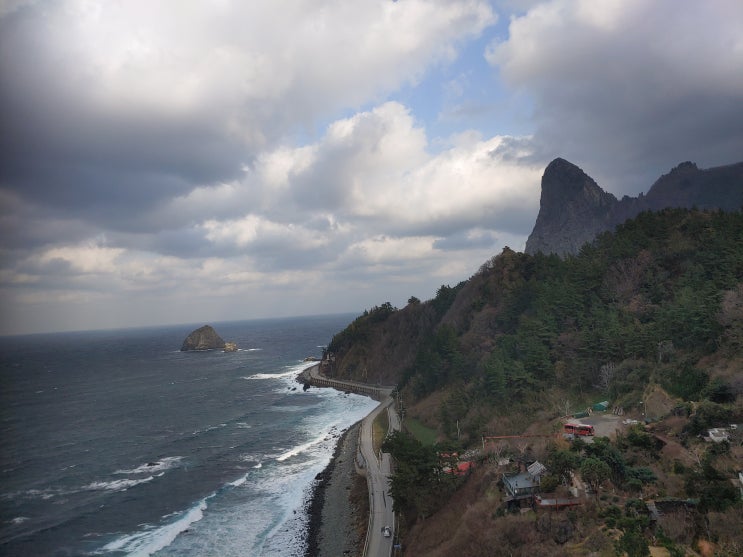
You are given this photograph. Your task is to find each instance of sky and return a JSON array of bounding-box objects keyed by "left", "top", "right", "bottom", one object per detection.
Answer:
[{"left": 1, "top": 0, "right": 742, "bottom": 335}]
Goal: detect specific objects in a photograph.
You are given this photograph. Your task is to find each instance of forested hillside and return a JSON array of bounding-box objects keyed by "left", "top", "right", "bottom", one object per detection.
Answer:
[
  {"left": 329, "top": 209, "right": 742, "bottom": 427},
  {"left": 326, "top": 208, "right": 743, "bottom": 555}
]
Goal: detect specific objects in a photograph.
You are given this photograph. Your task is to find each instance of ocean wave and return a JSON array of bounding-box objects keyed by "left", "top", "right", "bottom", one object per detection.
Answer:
[
  {"left": 191, "top": 423, "right": 227, "bottom": 435},
  {"left": 239, "top": 451, "right": 262, "bottom": 461},
  {"left": 275, "top": 431, "right": 334, "bottom": 463},
  {"left": 100, "top": 496, "right": 211, "bottom": 557},
  {"left": 269, "top": 405, "right": 305, "bottom": 412},
  {"left": 84, "top": 474, "right": 162, "bottom": 492},
  {"left": 243, "top": 370, "right": 297, "bottom": 380},
  {"left": 2, "top": 487, "right": 65, "bottom": 501},
  {"left": 244, "top": 361, "right": 315, "bottom": 383},
  {"left": 114, "top": 456, "right": 183, "bottom": 475},
  {"left": 228, "top": 475, "right": 248, "bottom": 488}
]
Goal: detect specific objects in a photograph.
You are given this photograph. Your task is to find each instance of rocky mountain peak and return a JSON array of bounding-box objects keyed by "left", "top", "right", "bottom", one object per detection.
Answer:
[
  {"left": 525, "top": 158, "right": 743, "bottom": 257},
  {"left": 668, "top": 161, "right": 698, "bottom": 175},
  {"left": 525, "top": 158, "right": 617, "bottom": 256}
]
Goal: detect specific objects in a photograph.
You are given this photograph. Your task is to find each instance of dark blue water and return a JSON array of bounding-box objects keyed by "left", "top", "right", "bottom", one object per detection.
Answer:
[{"left": 0, "top": 315, "right": 377, "bottom": 557}]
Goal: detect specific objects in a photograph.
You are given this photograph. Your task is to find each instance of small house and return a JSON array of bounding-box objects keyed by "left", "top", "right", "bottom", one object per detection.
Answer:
[
  {"left": 503, "top": 460, "right": 546, "bottom": 501},
  {"left": 707, "top": 428, "right": 730, "bottom": 443}
]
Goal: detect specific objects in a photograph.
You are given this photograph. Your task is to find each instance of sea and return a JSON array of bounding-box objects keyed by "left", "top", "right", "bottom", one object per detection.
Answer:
[{"left": 0, "top": 314, "right": 378, "bottom": 557}]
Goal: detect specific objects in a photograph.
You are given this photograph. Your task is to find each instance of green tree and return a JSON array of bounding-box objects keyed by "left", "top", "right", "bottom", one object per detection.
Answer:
[
  {"left": 433, "top": 283, "right": 464, "bottom": 316},
  {"left": 546, "top": 448, "right": 579, "bottom": 485},
  {"left": 658, "top": 285, "right": 722, "bottom": 352},
  {"left": 616, "top": 528, "right": 650, "bottom": 557},
  {"left": 382, "top": 431, "right": 448, "bottom": 519},
  {"left": 686, "top": 401, "right": 733, "bottom": 435},
  {"left": 585, "top": 437, "right": 628, "bottom": 485},
  {"left": 580, "top": 457, "right": 611, "bottom": 500}
]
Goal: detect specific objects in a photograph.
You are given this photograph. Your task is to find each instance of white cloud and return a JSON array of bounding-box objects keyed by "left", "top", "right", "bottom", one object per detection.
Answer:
[
  {"left": 0, "top": 91, "right": 545, "bottom": 334},
  {"left": 0, "top": 0, "right": 501, "bottom": 249},
  {"left": 4, "top": 0, "right": 495, "bottom": 149},
  {"left": 343, "top": 235, "right": 436, "bottom": 266},
  {"left": 240, "top": 101, "right": 542, "bottom": 234},
  {"left": 36, "top": 243, "right": 125, "bottom": 275},
  {"left": 200, "top": 215, "right": 330, "bottom": 253}
]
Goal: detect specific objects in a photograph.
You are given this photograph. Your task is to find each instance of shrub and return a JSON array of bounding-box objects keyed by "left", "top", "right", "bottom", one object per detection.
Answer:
[
  {"left": 660, "top": 364, "right": 709, "bottom": 401},
  {"left": 615, "top": 529, "right": 650, "bottom": 557},
  {"left": 686, "top": 401, "right": 733, "bottom": 435},
  {"left": 539, "top": 473, "right": 560, "bottom": 493}
]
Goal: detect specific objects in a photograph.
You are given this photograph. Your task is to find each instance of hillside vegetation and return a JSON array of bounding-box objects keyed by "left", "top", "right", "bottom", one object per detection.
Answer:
[{"left": 325, "top": 208, "right": 743, "bottom": 556}]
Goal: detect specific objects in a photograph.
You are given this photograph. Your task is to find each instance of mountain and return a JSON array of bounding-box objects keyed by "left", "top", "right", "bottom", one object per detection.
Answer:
[
  {"left": 322, "top": 159, "right": 743, "bottom": 556},
  {"left": 525, "top": 158, "right": 743, "bottom": 256},
  {"left": 326, "top": 208, "right": 743, "bottom": 556}
]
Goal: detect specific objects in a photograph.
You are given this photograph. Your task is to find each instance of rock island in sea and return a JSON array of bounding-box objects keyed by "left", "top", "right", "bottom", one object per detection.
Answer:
[{"left": 180, "top": 324, "right": 237, "bottom": 351}]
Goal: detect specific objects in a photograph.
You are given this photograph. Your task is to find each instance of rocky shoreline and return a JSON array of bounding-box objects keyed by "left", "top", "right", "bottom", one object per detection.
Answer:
[{"left": 304, "top": 421, "right": 367, "bottom": 557}]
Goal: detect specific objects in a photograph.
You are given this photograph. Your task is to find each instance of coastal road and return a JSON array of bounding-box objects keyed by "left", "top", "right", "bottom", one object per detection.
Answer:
[
  {"left": 305, "top": 365, "right": 399, "bottom": 557},
  {"left": 360, "top": 397, "right": 398, "bottom": 557}
]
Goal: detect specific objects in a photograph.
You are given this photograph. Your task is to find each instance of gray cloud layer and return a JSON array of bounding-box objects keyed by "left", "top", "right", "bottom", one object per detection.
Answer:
[{"left": 1, "top": 0, "right": 741, "bottom": 334}]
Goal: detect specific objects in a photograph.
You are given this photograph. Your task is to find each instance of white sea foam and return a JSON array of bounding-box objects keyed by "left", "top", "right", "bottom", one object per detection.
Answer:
[
  {"left": 107, "top": 379, "right": 376, "bottom": 556},
  {"left": 115, "top": 456, "right": 183, "bottom": 475},
  {"left": 269, "top": 405, "right": 305, "bottom": 412},
  {"left": 10, "top": 516, "right": 29, "bottom": 525},
  {"left": 4, "top": 487, "right": 66, "bottom": 501},
  {"left": 100, "top": 496, "right": 211, "bottom": 557},
  {"left": 243, "top": 370, "right": 297, "bottom": 380},
  {"left": 228, "top": 475, "right": 247, "bottom": 488},
  {"left": 247, "top": 361, "right": 315, "bottom": 382},
  {"left": 139, "top": 390, "right": 378, "bottom": 556},
  {"left": 191, "top": 423, "right": 227, "bottom": 435},
  {"left": 84, "top": 474, "right": 162, "bottom": 492},
  {"left": 275, "top": 431, "right": 332, "bottom": 462}
]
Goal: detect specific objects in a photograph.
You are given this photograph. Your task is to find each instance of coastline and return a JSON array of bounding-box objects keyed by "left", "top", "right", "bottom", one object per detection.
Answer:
[{"left": 304, "top": 421, "right": 366, "bottom": 557}]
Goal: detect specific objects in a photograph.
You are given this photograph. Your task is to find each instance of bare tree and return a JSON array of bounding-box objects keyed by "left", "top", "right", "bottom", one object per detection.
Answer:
[
  {"left": 597, "top": 363, "right": 615, "bottom": 393},
  {"left": 603, "top": 251, "right": 652, "bottom": 303},
  {"left": 562, "top": 398, "right": 572, "bottom": 418},
  {"left": 488, "top": 442, "right": 508, "bottom": 467},
  {"left": 515, "top": 441, "right": 530, "bottom": 463},
  {"left": 657, "top": 340, "right": 675, "bottom": 363},
  {"left": 550, "top": 395, "right": 572, "bottom": 418},
  {"left": 690, "top": 444, "right": 706, "bottom": 467}
]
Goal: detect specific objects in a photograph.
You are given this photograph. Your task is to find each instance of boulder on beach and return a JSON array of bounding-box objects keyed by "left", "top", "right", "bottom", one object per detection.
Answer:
[{"left": 180, "top": 325, "right": 226, "bottom": 351}]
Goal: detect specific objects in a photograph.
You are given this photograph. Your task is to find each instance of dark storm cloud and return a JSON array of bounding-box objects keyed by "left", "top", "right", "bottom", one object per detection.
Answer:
[
  {"left": 0, "top": 66, "right": 247, "bottom": 228},
  {"left": 115, "top": 228, "right": 215, "bottom": 260},
  {"left": 487, "top": 0, "right": 743, "bottom": 194}
]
